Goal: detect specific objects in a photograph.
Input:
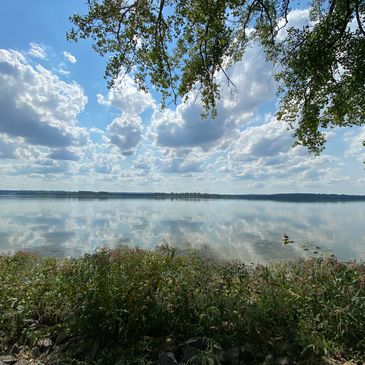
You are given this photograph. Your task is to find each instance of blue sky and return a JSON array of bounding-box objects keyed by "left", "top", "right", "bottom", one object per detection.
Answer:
[{"left": 0, "top": 1, "right": 364, "bottom": 193}]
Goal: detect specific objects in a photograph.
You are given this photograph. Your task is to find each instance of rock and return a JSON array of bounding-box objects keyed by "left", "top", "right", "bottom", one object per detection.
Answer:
[
  {"left": 15, "top": 360, "right": 30, "bottom": 365},
  {"left": 178, "top": 337, "right": 222, "bottom": 364},
  {"left": 276, "top": 357, "right": 290, "bottom": 365},
  {"left": 0, "top": 355, "right": 17, "bottom": 364},
  {"left": 240, "top": 345, "right": 254, "bottom": 364},
  {"left": 181, "top": 346, "right": 202, "bottom": 364},
  {"left": 220, "top": 347, "right": 240, "bottom": 365},
  {"left": 178, "top": 338, "right": 209, "bottom": 364},
  {"left": 159, "top": 352, "right": 178, "bottom": 365},
  {"left": 55, "top": 332, "right": 69, "bottom": 345},
  {"left": 30, "top": 347, "right": 41, "bottom": 358},
  {"left": 219, "top": 345, "right": 255, "bottom": 364},
  {"left": 321, "top": 357, "right": 337, "bottom": 365},
  {"left": 53, "top": 341, "right": 70, "bottom": 354},
  {"left": 262, "top": 353, "right": 275, "bottom": 365},
  {"left": 65, "top": 339, "right": 90, "bottom": 358},
  {"left": 180, "top": 337, "right": 208, "bottom": 351},
  {"left": 37, "top": 338, "right": 52, "bottom": 350}
]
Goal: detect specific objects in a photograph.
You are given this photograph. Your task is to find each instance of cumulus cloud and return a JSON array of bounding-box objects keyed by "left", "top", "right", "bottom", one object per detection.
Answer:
[
  {"left": 63, "top": 51, "right": 77, "bottom": 64},
  {"left": 151, "top": 45, "right": 275, "bottom": 150},
  {"left": 345, "top": 127, "right": 365, "bottom": 163},
  {"left": 276, "top": 9, "right": 310, "bottom": 41},
  {"left": 133, "top": 154, "right": 154, "bottom": 171},
  {"left": 214, "top": 116, "right": 342, "bottom": 184},
  {"left": 97, "top": 74, "right": 154, "bottom": 115},
  {"left": 12, "top": 159, "right": 71, "bottom": 176},
  {"left": 48, "top": 148, "right": 80, "bottom": 161},
  {"left": 152, "top": 107, "right": 227, "bottom": 149},
  {"left": 148, "top": 10, "right": 309, "bottom": 154},
  {"left": 57, "top": 63, "right": 70, "bottom": 76},
  {"left": 228, "top": 117, "right": 293, "bottom": 162},
  {"left": 154, "top": 148, "right": 206, "bottom": 174},
  {"left": 28, "top": 43, "right": 47, "bottom": 59},
  {"left": 0, "top": 137, "right": 17, "bottom": 159},
  {"left": 0, "top": 49, "right": 88, "bottom": 148},
  {"left": 107, "top": 114, "right": 143, "bottom": 155},
  {"left": 0, "top": 15, "right": 360, "bottom": 193}
]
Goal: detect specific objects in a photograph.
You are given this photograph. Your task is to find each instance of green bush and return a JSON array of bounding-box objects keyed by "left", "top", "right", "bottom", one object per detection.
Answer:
[{"left": 0, "top": 247, "right": 364, "bottom": 364}]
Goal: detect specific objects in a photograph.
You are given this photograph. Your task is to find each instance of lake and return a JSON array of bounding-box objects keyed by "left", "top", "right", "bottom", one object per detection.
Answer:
[{"left": 0, "top": 197, "right": 364, "bottom": 263}]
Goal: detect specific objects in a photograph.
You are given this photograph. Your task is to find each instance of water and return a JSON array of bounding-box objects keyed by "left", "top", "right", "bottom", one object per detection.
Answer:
[{"left": 0, "top": 197, "right": 364, "bottom": 263}]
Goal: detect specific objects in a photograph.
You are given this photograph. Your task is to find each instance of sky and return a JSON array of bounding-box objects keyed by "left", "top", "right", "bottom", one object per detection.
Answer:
[{"left": 0, "top": 1, "right": 364, "bottom": 194}]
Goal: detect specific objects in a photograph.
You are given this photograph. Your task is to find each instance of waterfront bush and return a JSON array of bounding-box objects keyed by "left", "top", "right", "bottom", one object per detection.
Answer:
[{"left": 0, "top": 247, "right": 364, "bottom": 364}]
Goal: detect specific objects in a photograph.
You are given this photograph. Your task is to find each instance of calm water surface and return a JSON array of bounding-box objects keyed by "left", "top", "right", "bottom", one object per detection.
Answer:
[{"left": 0, "top": 198, "right": 364, "bottom": 263}]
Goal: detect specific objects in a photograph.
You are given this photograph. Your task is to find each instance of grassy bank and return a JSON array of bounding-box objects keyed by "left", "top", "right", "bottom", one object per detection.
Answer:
[{"left": 0, "top": 247, "right": 365, "bottom": 364}]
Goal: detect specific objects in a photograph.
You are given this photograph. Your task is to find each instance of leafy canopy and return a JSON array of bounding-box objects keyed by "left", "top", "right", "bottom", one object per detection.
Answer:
[{"left": 68, "top": 0, "right": 365, "bottom": 154}]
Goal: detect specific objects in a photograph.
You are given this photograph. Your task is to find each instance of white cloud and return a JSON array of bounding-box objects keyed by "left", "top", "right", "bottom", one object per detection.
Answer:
[
  {"left": 216, "top": 116, "right": 342, "bottom": 184},
  {"left": 151, "top": 45, "right": 275, "bottom": 150},
  {"left": 97, "top": 74, "right": 154, "bottom": 115},
  {"left": 345, "top": 127, "right": 365, "bottom": 163},
  {"left": 133, "top": 154, "right": 154, "bottom": 172},
  {"left": 0, "top": 48, "right": 88, "bottom": 148},
  {"left": 228, "top": 117, "right": 293, "bottom": 162},
  {"left": 156, "top": 148, "right": 205, "bottom": 174},
  {"left": 0, "top": 11, "right": 362, "bottom": 194},
  {"left": 276, "top": 9, "right": 310, "bottom": 41},
  {"left": 0, "top": 135, "right": 17, "bottom": 159},
  {"left": 28, "top": 43, "right": 47, "bottom": 59},
  {"left": 92, "top": 153, "right": 115, "bottom": 174},
  {"left": 48, "top": 148, "right": 80, "bottom": 161},
  {"left": 57, "top": 62, "right": 71, "bottom": 76},
  {"left": 63, "top": 51, "right": 77, "bottom": 64},
  {"left": 107, "top": 114, "right": 143, "bottom": 155}
]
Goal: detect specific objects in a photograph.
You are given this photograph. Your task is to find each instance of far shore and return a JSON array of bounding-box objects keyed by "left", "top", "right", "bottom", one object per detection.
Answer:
[{"left": 1, "top": 190, "right": 365, "bottom": 202}]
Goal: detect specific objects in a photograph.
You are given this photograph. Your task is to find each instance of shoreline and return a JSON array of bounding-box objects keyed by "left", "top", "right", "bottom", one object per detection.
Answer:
[{"left": 1, "top": 190, "right": 365, "bottom": 202}]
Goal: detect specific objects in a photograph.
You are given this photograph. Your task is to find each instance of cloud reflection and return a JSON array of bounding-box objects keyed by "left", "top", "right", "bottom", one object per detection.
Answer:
[{"left": 0, "top": 198, "right": 364, "bottom": 263}]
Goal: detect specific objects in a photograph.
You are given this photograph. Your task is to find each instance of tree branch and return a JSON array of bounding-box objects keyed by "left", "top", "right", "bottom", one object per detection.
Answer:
[{"left": 355, "top": 0, "right": 365, "bottom": 36}]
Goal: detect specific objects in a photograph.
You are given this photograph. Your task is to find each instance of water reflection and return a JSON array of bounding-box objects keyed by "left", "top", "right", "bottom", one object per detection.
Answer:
[{"left": 0, "top": 198, "right": 364, "bottom": 263}]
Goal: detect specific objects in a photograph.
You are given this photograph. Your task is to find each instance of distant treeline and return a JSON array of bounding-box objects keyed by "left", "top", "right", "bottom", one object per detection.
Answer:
[{"left": 0, "top": 190, "right": 365, "bottom": 202}]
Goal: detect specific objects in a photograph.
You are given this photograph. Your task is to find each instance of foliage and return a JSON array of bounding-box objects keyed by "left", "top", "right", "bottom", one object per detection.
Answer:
[
  {"left": 1, "top": 247, "right": 365, "bottom": 363},
  {"left": 273, "top": 0, "right": 365, "bottom": 153},
  {"left": 67, "top": 0, "right": 365, "bottom": 153}
]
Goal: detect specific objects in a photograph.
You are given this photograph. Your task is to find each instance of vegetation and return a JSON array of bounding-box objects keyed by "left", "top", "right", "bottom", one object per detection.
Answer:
[
  {"left": 1, "top": 190, "right": 365, "bottom": 202},
  {"left": 67, "top": 0, "right": 365, "bottom": 154},
  {"left": 1, "top": 247, "right": 365, "bottom": 364}
]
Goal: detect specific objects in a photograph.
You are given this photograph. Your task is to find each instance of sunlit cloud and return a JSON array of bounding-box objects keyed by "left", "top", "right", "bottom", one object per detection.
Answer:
[{"left": 63, "top": 51, "right": 77, "bottom": 63}]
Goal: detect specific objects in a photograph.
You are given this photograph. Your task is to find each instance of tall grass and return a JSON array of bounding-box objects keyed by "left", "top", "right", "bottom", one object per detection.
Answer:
[{"left": 0, "top": 247, "right": 364, "bottom": 364}]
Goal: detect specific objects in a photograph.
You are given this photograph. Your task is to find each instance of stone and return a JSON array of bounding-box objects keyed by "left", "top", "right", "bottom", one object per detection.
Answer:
[
  {"left": 55, "top": 332, "right": 69, "bottom": 345},
  {"left": 0, "top": 355, "right": 17, "bottom": 364},
  {"left": 158, "top": 352, "right": 178, "bottom": 365},
  {"left": 262, "top": 353, "right": 275, "bottom": 365},
  {"left": 181, "top": 346, "right": 202, "bottom": 364},
  {"left": 180, "top": 337, "right": 208, "bottom": 351},
  {"left": 30, "top": 347, "right": 41, "bottom": 358},
  {"left": 178, "top": 338, "right": 211, "bottom": 364},
  {"left": 219, "top": 347, "right": 240, "bottom": 365},
  {"left": 37, "top": 338, "right": 52, "bottom": 350},
  {"left": 276, "top": 357, "right": 290, "bottom": 365},
  {"left": 240, "top": 345, "right": 254, "bottom": 364},
  {"left": 15, "top": 360, "right": 30, "bottom": 365},
  {"left": 53, "top": 341, "right": 70, "bottom": 354}
]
